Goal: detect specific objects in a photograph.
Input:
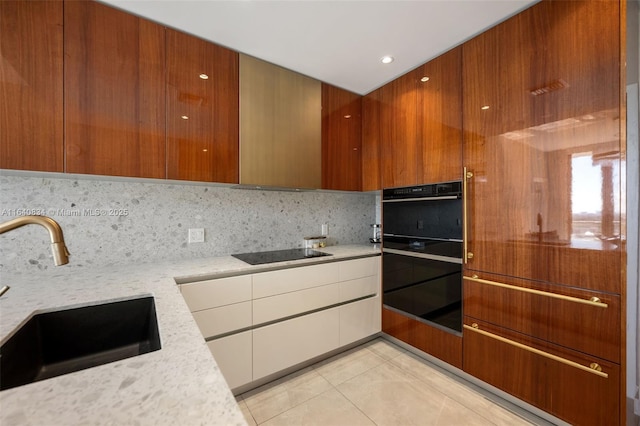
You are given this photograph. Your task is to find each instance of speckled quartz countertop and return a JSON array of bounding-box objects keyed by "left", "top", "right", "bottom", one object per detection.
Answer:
[{"left": 0, "top": 244, "right": 380, "bottom": 426}]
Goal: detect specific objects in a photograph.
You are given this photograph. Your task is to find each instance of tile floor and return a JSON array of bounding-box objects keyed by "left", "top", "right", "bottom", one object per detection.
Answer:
[{"left": 236, "top": 338, "right": 551, "bottom": 426}]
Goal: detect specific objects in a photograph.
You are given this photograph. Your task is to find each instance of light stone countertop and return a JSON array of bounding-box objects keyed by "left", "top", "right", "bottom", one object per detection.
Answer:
[{"left": 0, "top": 244, "right": 381, "bottom": 426}]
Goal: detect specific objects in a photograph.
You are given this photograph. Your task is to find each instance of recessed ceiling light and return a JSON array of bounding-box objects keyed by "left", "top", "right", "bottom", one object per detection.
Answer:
[
  {"left": 381, "top": 56, "right": 394, "bottom": 64},
  {"left": 202, "top": 149, "right": 208, "bottom": 152},
  {"left": 199, "top": 73, "right": 209, "bottom": 80},
  {"left": 181, "top": 115, "right": 189, "bottom": 120},
  {"left": 481, "top": 105, "right": 490, "bottom": 110},
  {"left": 344, "top": 115, "right": 352, "bottom": 119},
  {"left": 421, "top": 77, "right": 430, "bottom": 82}
]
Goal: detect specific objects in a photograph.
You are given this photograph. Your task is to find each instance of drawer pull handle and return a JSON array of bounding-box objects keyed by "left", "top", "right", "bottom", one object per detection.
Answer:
[
  {"left": 464, "top": 275, "right": 608, "bottom": 308},
  {"left": 463, "top": 324, "right": 609, "bottom": 378}
]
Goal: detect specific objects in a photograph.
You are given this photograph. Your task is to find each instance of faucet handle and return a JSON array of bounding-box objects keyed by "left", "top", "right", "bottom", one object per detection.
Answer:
[{"left": 0, "top": 286, "right": 10, "bottom": 297}]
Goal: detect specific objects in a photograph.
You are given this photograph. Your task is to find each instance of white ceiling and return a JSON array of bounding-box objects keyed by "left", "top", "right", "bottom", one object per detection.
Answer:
[{"left": 100, "top": 0, "right": 538, "bottom": 95}]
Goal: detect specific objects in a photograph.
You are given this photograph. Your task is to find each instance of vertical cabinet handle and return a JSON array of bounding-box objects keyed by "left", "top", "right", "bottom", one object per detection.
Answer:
[{"left": 463, "top": 167, "right": 473, "bottom": 264}]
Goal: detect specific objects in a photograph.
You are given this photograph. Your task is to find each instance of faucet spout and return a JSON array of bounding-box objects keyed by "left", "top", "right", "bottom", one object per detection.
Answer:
[{"left": 0, "top": 215, "right": 70, "bottom": 265}]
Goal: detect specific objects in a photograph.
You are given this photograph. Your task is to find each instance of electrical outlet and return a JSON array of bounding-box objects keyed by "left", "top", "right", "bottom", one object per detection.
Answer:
[
  {"left": 188, "top": 228, "right": 205, "bottom": 243},
  {"left": 321, "top": 223, "right": 328, "bottom": 236}
]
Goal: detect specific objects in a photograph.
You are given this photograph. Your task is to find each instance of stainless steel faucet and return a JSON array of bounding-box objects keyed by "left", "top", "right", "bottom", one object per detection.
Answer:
[{"left": 0, "top": 215, "right": 70, "bottom": 296}]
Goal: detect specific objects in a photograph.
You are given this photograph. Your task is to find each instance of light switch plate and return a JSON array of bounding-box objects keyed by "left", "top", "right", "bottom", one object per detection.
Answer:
[{"left": 188, "top": 228, "right": 205, "bottom": 243}]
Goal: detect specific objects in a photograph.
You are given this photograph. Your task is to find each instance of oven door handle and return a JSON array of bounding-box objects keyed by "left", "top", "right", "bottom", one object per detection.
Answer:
[
  {"left": 383, "top": 248, "right": 463, "bottom": 264},
  {"left": 382, "top": 195, "right": 459, "bottom": 203}
]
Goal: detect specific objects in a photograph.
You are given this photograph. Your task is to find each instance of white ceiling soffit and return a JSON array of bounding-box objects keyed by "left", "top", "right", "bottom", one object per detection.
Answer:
[{"left": 100, "top": 0, "right": 538, "bottom": 95}]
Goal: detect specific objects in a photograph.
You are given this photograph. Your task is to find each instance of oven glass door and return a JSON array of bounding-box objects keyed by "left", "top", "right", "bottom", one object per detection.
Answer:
[{"left": 382, "top": 251, "right": 462, "bottom": 333}]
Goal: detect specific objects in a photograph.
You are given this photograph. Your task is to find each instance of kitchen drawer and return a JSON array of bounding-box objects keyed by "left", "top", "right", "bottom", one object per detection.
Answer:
[
  {"left": 180, "top": 275, "right": 252, "bottom": 312},
  {"left": 339, "top": 276, "right": 378, "bottom": 302},
  {"left": 252, "top": 262, "right": 339, "bottom": 298},
  {"left": 463, "top": 318, "right": 620, "bottom": 426},
  {"left": 464, "top": 272, "right": 620, "bottom": 363},
  {"left": 207, "top": 331, "right": 252, "bottom": 390},
  {"left": 253, "top": 283, "right": 341, "bottom": 325},
  {"left": 192, "top": 301, "right": 251, "bottom": 339},
  {"left": 338, "top": 257, "right": 379, "bottom": 281},
  {"left": 339, "top": 295, "right": 381, "bottom": 346},
  {"left": 253, "top": 307, "right": 340, "bottom": 380}
]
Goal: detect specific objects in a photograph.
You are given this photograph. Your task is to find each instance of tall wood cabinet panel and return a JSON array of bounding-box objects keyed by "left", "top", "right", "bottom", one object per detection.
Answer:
[
  {"left": 321, "top": 83, "right": 362, "bottom": 191},
  {"left": 416, "top": 47, "right": 463, "bottom": 184},
  {"left": 361, "top": 89, "right": 383, "bottom": 191},
  {"left": 166, "top": 29, "right": 239, "bottom": 183},
  {"left": 64, "top": 0, "right": 166, "bottom": 178},
  {"left": 461, "top": 1, "right": 624, "bottom": 424},
  {"left": 462, "top": 0, "right": 621, "bottom": 291},
  {"left": 0, "top": 0, "right": 63, "bottom": 172}
]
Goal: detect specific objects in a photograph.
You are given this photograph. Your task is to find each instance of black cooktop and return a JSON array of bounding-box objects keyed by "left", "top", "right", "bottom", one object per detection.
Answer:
[{"left": 232, "top": 248, "right": 332, "bottom": 265}]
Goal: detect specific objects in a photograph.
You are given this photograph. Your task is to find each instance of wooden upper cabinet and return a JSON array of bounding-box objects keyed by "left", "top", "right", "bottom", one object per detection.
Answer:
[
  {"left": 321, "top": 84, "right": 362, "bottom": 191},
  {"left": 373, "top": 45, "right": 463, "bottom": 189},
  {"left": 240, "top": 54, "right": 321, "bottom": 189},
  {"left": 64, "top": 0, "right": 166, "bottom": 179},
  {"left": 417, "top": 47, "right": 463, "bottom": 184},
  {"left": 0, "top": 0, "right": 63, "bottom": 172},
  {"left": 462, "top": 0, "right": 622, "bottom": 291},
  {"left": 380, "top": 72, "right": 420, "bottom": 188},
  {"left": 361, "top": 89, "right": 382, "bottom": 191},
  {"left": 166, "top": 30, "right": 239, "bottom": 183}
]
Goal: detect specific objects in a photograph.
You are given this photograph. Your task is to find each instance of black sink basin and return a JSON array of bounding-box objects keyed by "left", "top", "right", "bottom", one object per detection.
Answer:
[{"left": 0, "top": 296, "right": 161, "bottom": 391}]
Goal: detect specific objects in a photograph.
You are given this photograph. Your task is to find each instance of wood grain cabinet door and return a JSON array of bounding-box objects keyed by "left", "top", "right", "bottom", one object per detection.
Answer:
[
  {"left": 464, "top": 273, "right": 621, "bottom": 363},
  {"left": 321, "top": 83, "right": 362, "bottom": 191},
  {"left": 464, "top": 319, "right": 620, "bottom": 426},
  {"left": 166, "top": 29, "right": 239, "bottom": 183},
  {"left": 64, "top": 0, "right": 166, "bottom": 178},
  {"left": 417, "top": 46, "right": 463, "bottom": 184},
  {"left": 0, "top": 0, "right": 63, "bottom": 172},
  {"left": 361, "top": 89, "right": 383, "bottom": 191},
  {"left": 462, "top": 0, "right": 622, "bottom": 291},
  {"left": 380, "top": 71, "right": 420, "bottom": 188}
]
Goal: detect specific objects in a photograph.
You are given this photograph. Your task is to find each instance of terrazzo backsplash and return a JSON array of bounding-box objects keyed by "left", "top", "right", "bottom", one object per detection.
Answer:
[{"left": 0, "top": 173, "right": 378, "bottom": 273}]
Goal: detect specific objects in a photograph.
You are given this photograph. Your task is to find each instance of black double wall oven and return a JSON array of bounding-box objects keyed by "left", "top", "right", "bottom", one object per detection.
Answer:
[{"left": 382, "top": 181, "right": 463, "bottom": 334}]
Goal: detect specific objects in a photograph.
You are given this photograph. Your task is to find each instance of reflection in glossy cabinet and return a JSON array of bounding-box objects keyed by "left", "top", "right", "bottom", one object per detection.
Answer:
[
  {"left": 64, "top": 0, "right": 166, "bottom": 178},
  {"left": 166, "top": 30, "right": 239, "bottom": 183},
  {"left": 0, "top": 0, "right": 63, "bottom": 172},
  {"left": 462, "top": 0, "right": 622, "bottom": 291},
  {"left": 321, "top": 84, "right": 362, "bottom": 191}
]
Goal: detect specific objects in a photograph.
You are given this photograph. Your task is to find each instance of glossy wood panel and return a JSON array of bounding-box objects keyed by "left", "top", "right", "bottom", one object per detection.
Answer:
[
  {"left": 64, "top": 0, "right": 166, "bottom": 178},
  {"left": 464, "top": 272, "right": 621, "bottom": 362},
  {"left": 240, "top": 54, "right": 321, "bottom": 189},
  {"left": 382, "top": 307, "right": 462, "bottom": 369},
  {"left": 166, "top": 29, "right": 238, "bottom": 183},
  {"left": 417, "top": 47, "right": 463, "bottom": 183},
  {"left": 321, "top": 83, "right": 362, "bottom": 191},
  {"left": 361, "top": 89, "right": 382, "bottom": 191},
  {"left": 464, "top": 318, "right": 620, "bottom": 426},
  {"left": 0, "top": 0, "right": 63, "bottom": 172},
  {"left": 380, "top": 71, "right": 420, "bottom": 188},
  {"left": 462, "top": 0, "right": 621, "bottom": 290}
]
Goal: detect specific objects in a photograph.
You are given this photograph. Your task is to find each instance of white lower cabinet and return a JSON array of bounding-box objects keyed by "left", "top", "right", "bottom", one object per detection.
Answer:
[
  {"left": 207, "top": 331, "right": 252, "bottom": 389},
  {"left": 339, "top": 295, "right": 381, "bottom": 346},
  {"left": 182, "top": 255, "right": 381, "bottom": 392},
  {"left": 253, "top": 307, "right": 340, "bottom": 380}
]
